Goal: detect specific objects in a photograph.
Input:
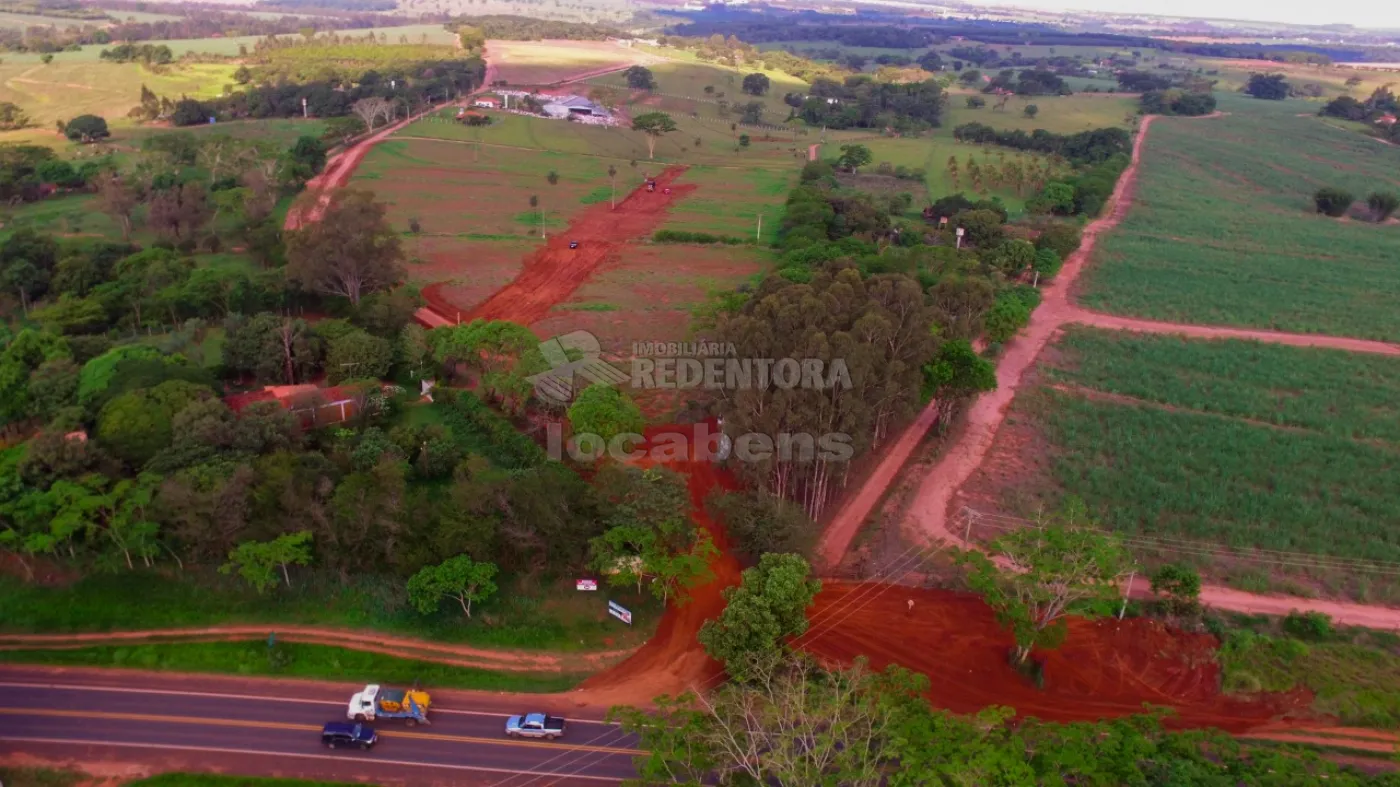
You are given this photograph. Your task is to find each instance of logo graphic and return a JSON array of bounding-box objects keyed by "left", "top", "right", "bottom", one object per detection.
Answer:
[{"left": 526, "top": 330, "right": 629, "bottom": 406}]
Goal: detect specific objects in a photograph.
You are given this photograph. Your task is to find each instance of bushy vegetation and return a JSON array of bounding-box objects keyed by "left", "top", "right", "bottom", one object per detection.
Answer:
[
  {"left": 616, "top": 651, "right": 1398, "bottom": 785},
  {"left": 952, "top": 123, "right": 1131, "bottom": 166},
  {"left": 796, "top": 76, "right": 946, "bottom": 131},
  {"left": 1140, "top": 89, "right": 1217, "bottom": 116},
  {"left": 1219, "top": 615, "right": 1400, "bottom": 728}
]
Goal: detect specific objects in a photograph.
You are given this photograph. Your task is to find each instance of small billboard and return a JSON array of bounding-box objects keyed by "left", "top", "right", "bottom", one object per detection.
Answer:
[{"left": 607, "top": 600, "right": 632, "bottom": 625}]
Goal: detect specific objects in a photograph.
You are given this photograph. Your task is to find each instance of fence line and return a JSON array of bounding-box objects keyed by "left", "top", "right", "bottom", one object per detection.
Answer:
[{"left": 957, "top": 507, "right": 1400, "bottom": 578}]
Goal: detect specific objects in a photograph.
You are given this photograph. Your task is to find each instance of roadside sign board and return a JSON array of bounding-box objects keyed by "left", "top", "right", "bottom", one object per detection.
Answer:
[
  {"left": 576, "top": 579, "right": 598, "bottom": 591},
  {"left": 607, "top": 600, "right": 632, "bottom": 625}
]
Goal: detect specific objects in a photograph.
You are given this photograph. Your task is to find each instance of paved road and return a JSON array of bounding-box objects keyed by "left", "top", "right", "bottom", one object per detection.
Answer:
[{"left": 0, "top": 666, "right": 637, "bottom": 785}]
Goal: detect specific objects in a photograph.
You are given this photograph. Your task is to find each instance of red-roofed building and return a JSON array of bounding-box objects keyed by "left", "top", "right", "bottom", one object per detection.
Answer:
[
  {"left": 225, "top": 383, "right": 387, "bottom": 428},
  {"left": 1377, "top": 113, "right": 1398, "bottom": 127}
]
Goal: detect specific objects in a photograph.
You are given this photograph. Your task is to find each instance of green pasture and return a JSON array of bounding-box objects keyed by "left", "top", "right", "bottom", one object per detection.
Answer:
[
  {"left": 658, "top": 164, "right": 796, "bottom": 242},
  {"left": 353, "top": 137, "right": 637, "bottom": 237},
  {"left": 1078, "top": 102, "right": 1400, "bottom": 340},
  {"left": 588, "top": 59, "right": 807, "bottom": 123},
  {"left": 398, "top": 107, "right": 812, "bottom": 169},
  {"left": 0, "top": 60, "right": 234, "bottom": 124},
  {"left": 857, "top": 135, "right": 1061, "bottom": 214},
  {"left": 0, "top": 24, "right": 460, "bottom": 64},
  {"left": 942, "top": 90, "right": 1137, "bottom": 133},
  {"left": 0, "top": 640, "right": 584, "bottom": 693}
]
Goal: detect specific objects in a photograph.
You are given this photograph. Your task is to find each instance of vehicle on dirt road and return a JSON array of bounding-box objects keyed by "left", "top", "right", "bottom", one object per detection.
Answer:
[
  {"left": 348, "top": 684, "right": 431, "bottom": 725},
  {"left": 569, "top": 241, "right": 579, "bottom": 249},
  {"left": 322, "top": 721, "right": 377, "bottom": 750},
  {"left": 505, "top": 713, "right": 566, "bottom": 740}
]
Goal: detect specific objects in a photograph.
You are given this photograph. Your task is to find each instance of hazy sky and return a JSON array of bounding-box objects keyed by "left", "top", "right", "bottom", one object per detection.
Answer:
[{"left": 972, "top": 0, "right": 1400, "bottom": 30}]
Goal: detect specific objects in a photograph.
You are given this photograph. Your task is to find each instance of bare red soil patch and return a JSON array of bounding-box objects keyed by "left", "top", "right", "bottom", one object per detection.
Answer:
[{"left": 802, "top": 582, "right": 1308, "bottom": 731}]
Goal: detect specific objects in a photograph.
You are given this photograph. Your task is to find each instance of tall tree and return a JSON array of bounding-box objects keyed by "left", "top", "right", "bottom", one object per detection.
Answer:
[
  {"left": 285, "top": 190, "right": 404, "bottom": 306},
  {"left": 406, "top": 554, "right": 498, "bottom": 618},
  {"left": 958, "top": 498, "right": 1134, "bottom": 665},
  {"left": 741, "top": 72, "right": 771, "bottom": 96},
  {"left": 613, "top": 654, "right": 897, "bottom": 787},
  {"left": 221, "top": 530, "right": 314, "bottom": 592},
  {"left": 588, "top": 465, "right": 716, "bottom": 604},
  {"left": 567, "top": 384, "right": 644, "bottom": 442},
  {"left": 631, "top": 112, "right": 678, "bottom": 160},
  {"left": 147, "top": 182, "right": 212, "bottom": 242},
  {"left": 838, "top": 143, "right": 873, "bottom": 173},
  {"left": 697, "top": 553, "right": 821, "bottom": 677},
  {"left": 94, "top": 173, "right": 139, "bottom": 243}
]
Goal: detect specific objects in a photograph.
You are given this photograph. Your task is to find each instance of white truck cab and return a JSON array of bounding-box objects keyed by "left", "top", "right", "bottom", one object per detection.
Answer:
[{"left": 348, "top": 684, "right": 381, "bottom": 721}]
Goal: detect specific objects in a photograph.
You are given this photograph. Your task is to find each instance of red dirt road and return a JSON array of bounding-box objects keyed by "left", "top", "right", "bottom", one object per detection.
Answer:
[
  {"left": 816, "top": 399, "right": 939, "bottom": 569},
  {"left": 1065, "top": 306, "right": 1400, "bottom": 356},
  {"left": 571, "top": 425, "right": 741, "bottom": 708},
  {"left": 458, "top": 166, "right": 696, "bottom": 327},
  {"left": 284, "top": 113, "right": 425, "bottom": 231}
]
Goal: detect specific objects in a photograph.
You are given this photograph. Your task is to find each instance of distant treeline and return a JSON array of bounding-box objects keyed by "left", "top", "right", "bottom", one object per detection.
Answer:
[
  {"left": 0, "top": 5, "right": 418, "bottom": 53},
  {"left": 444, "top": 15, "right": 622, "bottom": 41},
  {"left": 0, "top": 0, "right": 107, "bottom": 20},
  {"left": 169, "top": 55, "right": 486, "bottom": 125},
  {"left": 258, "top": 0, "right": 397, "bottom": 11},
  {"left": 952, "top": 123, "right": 1131, "bottom": 167},
  {"left": 667, "top": 8, "right": 1400, "bottom": 64},
  {"left": 667, "top": 11, "right": 1162, "bottom": 50}
]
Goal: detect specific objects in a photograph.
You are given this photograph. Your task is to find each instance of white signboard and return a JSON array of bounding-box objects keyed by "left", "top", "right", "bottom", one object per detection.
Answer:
[
  {"left": 576, "top": 579, "right": 598, "bottom": 591},
  {"left": 607, "top": 600, "right": 632, "bottom": 625}
]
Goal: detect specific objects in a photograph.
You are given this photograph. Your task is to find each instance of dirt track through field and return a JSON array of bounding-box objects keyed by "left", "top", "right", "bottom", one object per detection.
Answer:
[
  {"left": 449, "top": 166, "right": 696, "bottom": 327},
  {"left": 819, "top": 112, "right": 1400, "bottom": 635}
]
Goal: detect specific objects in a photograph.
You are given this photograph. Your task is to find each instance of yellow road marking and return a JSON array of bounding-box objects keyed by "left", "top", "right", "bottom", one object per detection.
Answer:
[{"left": 3, "top": 708, "right": 639, "bottom": 756}]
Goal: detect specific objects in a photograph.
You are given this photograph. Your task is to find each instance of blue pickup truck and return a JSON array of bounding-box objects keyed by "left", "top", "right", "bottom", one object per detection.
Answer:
[{"left": 505, "top": 712, "right": 566, "bottom": 740}]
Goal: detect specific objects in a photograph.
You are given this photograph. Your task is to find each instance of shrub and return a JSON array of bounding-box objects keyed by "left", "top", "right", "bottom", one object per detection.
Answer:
[
  {"left": 965, "top": 95, "right": 986, "bottom": 109},
  {"left": 653, "top": 230, "right": 748, "bottom": 245},
  {"left": 1313, "top": 187, "right": 1354, "bottom": 217},
  {"left": 1367, "top": 191, "right": 1399, "bottom": 222},
  {"left": 1034, "top": 223, "right": 1082, "bottom": 258},
  {"left": 1149, "top": 564, "right": 1201, "bottom": 615},
  {"left": 984, "top": 293, "right": 1031, "bottom": 343},
  {"left": 1032, "top": 247, "right": 1062, "bottom": 278},
  {"left": 1281, "top": 610, "right": 1334, "bottom": 642}
]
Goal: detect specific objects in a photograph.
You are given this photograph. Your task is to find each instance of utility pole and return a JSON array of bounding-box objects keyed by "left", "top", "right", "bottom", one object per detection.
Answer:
[
  {"left": 1118, "top": 571, "right": 1135, "bottom": 620},
  {"left": 755, "top": 212, "right": 763, "bottom": 243},
  {"left": 302, "top": 97, "right": 308, "bottom": 119}
]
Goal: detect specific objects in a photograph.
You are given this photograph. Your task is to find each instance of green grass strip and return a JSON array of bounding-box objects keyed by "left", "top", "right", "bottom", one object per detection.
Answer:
[{"left": 0, "top": 641, "right": 584, "bottom": 693}]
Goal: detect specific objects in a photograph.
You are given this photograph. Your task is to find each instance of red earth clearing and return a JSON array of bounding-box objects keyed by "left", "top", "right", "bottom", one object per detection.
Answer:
[{"left": 800, "top": 583, "right": 1308, "bottom": 731}]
